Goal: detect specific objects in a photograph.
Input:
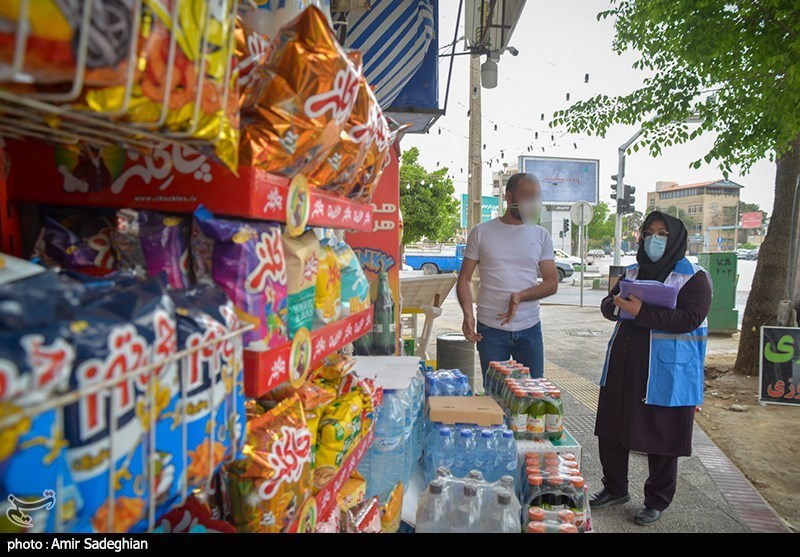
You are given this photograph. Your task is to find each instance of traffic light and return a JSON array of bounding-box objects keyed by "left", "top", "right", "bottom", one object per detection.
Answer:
[
  {"left": 611, "top": 174, "right": 619, "bottom": 201},
  {"left": 624, "top": 184, "right": 636, "bottom": 207},
  {"left": 618, "top": 184, "right": 636, "bottom": 214},
  {"left": 563, "top": 218, "right": 570, "bottom": 234}
]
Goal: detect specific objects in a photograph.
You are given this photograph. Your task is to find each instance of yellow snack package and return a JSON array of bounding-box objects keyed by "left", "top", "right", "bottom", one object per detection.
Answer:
[
  {"left": 313, "top": 353, "right": 355, "bottom": 382},
  {"left": 337, "top": 471, "right": 367, "bottom": 513},
  {"left": 314, "top": 239, "right": 341, "bottom": 325},
  {"left": 381, "top": 483, "right": 403, "bottom": 533},
  {"left": 313, "top": 392, "right": 364, "bottom": 490}
]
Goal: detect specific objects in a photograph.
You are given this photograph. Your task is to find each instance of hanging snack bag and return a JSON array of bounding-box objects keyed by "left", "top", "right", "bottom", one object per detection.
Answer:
[
  {"left": 314, "top": 239, "right": 341, "bottom": 325},
  {"left": 85, "top": 0, "right": 240, "bottom": 171},
  {"left": 114, "top": 209, "right": 192, "bottom": 289},
  {"left": 334, "top": 241, "right": 370, "bottom": 317},
  {"left": 0, "top": 0, "right": 137, "bottom": 86},
  {"left": 314, "top": 391, "right": 363, "bottom": 491},
  {"left": 63, "top": 276, "right": 179, "bottom": 533},
  {"left": 283, "top": 231, "right": 320, "bottom": 338},
  {"left": 381, "top": 483, "right": 403, "bottom": 533},
  {"left": 194, "top": 206, "right": 288, "bottom": 350},
  {"left": 239, "top": 6, "right": 361, "bottom": 178},
  {"left": 226, "top": 395, "right": 312, "bottom": 533},
  {"left": 307, "top": 55, "right": 371, "bottom": 193},
  {"left": 0, "top": 274, "right": 89, "bottom": 533},
  {"left": 38, "top": 213, "right": 117, "bottom": 277},
  {"left": 170, "top": 284, "right": 244, "bottom": 491}
]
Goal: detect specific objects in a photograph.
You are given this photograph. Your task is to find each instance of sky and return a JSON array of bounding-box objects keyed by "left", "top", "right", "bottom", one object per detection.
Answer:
[{"left": 404, "top": 0, "right": 777, "bottom": 214}]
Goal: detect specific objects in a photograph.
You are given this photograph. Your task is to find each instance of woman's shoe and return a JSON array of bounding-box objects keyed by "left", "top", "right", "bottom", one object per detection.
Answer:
[
  {"left": 589, "top": 487, "right": 631, "bottom": 508},
  {"left": 634, "top": 506, "right": 662, "bottom": 525}
]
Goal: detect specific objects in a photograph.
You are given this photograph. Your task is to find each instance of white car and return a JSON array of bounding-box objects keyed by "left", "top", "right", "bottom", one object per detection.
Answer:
[{"left": 554, "top": 248, "right": 584, "bottom": 267}]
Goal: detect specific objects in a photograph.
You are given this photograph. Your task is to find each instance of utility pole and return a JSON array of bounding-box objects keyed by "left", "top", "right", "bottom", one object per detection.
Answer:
[{"left": 468, "top": 54, "right": 482, "bottom": 231}]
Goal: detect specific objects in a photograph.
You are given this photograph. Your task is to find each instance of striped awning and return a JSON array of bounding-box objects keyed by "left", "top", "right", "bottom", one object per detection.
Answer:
[{"left": 344, "top": 0, "right": 435, "bottom": 109}]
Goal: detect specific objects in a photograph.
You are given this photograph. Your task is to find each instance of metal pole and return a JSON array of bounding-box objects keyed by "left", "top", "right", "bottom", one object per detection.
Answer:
[
  {"left": 734, "top": 200, "right": 740, "bottom": 250},
  {"left": 467, "top": 54, "right": 483, "bottom": 231},
  {"left": 579, "top": 224, "right": 585, "bottom": 308}
]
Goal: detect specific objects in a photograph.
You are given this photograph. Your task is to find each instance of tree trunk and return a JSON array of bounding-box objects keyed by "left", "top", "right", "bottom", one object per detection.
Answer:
[{"left": 735, "top": 133, "right": 800, "bottom": 375}]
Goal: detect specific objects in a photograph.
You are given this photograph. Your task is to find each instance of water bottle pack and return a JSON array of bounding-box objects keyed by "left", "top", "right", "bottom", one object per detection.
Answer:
[
  {"left": 415, "top": 469, "right": 522, "bottom": 533},
  {"left": 359, "top": 371, "right": 426, "bottom": 502},
  {"left": 423, "top": 423, "right": 518, "bottom": 485},
  {"left": 526, "top": 507, "right": 580, "bottom": 534},
  {"left": 424, "top": 369, "right": 473, "bottom": 397}
]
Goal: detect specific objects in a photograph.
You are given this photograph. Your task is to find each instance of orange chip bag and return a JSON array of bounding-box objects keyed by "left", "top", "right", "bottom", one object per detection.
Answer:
[
  {"left": 239, "top": 6, "right": 361, "bottom": 178},
  {"left": 234, "top": 15, "right": 275, "bottom": 111},
  {"left": 307, "top": 57, "right": 371, "bottom": 193},
  {"left": 345, "top": 103, "right": 393, "bottom": 201},
  {"left": 226, "top": 395, "right": 312, "bottom": 533}
]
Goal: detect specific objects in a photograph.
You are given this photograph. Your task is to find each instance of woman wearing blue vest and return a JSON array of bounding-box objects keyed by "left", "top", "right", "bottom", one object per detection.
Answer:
[{"left": 589, "top": 211, "right": 712, "bottom": 526}]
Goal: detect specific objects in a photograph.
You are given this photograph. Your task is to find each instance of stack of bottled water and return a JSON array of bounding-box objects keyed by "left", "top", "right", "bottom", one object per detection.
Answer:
[
  {"left": 359, "top": 369, "right": 426, "bottom": 501},
  {"left": 424, "top": 369, "right": 473, "bottom": 397},
  {"left": 415, "top": 468, "right": 522, "bottom": 533},
  {"left": 423, "top": 424, "right": 518, "bottom": 485}
]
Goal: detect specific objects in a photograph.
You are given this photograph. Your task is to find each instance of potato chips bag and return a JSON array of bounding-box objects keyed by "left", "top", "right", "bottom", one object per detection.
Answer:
[
  {"left": 226, "top": 395, "right": 312, "bottom": 533},
  {"left": 314, "top": 391, "right": 363, "bottom": 491},
  {"left": 314, "top": 239, "right": 341, "bottom": 325},
  {"left": 38, "top": 212, "right": 117, "bottom": 277},
  {"left": 193, "top": 206, "right": 288, "bottom": 350},
  {"left": 239, "top": 6, "right": 361, "bottom": 178},
  {"left": 335, "top": 241, "right": 370, "bottom": 317},
  {"left": 283, "top": 231, "right": 320, "bottom": 338}
]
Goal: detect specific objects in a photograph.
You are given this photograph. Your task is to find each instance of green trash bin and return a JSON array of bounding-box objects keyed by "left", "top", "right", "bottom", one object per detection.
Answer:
[{"left": 697, "top": 252, "right": 739, "bottom": 334}]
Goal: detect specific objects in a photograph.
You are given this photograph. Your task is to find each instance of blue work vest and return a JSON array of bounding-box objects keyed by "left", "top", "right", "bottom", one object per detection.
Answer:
[{"left": 600, "top": 258, "right": 711, "bottom": 407}]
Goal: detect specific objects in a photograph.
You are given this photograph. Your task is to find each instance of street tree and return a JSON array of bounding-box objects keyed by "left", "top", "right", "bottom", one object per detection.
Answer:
[
  {"left": 399, "top": 147, "right": 460, "bottom": 245},
  {"left": 551, "top": 1, "right": 800, "bottom": 376}
]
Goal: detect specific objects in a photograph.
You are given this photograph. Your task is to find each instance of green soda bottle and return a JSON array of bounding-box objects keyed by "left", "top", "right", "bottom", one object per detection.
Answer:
[
  {"left": 510, "top": 390, "right": 530, "bottom": 440},
  {"left": 372, "top": 272, "right": 396, "bottom": 355},
  {"left": 526, "top": 389, "right": 546, "bottom": 440}
]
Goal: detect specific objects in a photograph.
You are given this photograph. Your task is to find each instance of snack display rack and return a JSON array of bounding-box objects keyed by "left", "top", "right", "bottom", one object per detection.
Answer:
[{"left": 0, "top": 1, "right": 389, "bottom": 534}]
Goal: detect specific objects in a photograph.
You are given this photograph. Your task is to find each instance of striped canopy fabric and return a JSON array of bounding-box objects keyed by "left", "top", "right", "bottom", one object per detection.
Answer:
[{"left": 344, "top": 0, "right": 435, "bottom": 109}]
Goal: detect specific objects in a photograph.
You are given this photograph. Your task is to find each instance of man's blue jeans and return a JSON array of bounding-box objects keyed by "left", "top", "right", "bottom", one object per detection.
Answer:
[{"left": 476, "top": 321, "right": 544, "bottom": 381}]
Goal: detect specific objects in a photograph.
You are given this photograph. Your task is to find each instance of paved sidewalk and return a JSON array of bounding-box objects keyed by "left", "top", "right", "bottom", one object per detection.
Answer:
[{"left": 424, "top": 291, "right": 788, "bottom": 533}]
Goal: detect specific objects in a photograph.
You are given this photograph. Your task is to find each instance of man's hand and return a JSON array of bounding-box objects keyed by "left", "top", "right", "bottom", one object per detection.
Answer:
[
  {"left": 462, "top": 313, "right": 483, "bottom": 342},
  {"left": 613, "top": 293, "right": 643, "bottom": 317},
  {"left": 497, "top": 292, "right": 522, "bottom": 326}
]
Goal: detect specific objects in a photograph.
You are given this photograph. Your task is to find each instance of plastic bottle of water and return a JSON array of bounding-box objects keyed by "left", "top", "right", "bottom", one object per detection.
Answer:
[
  {"left": 432, "top": 427, "right": 456, "bottom": 477},
  {"left": 452, "top": 428, "right": 476, "bottom": 477},
  {"left": 449, "top": 483, "right": 480, "bottom": 533},
  {"left": 493, "top": 430, "right": 518, "bottom": 484},
  {"left": 484, "top": 489, "right": 521, "bottom": 533},
  {"left": 413, "top": 371, "right": 426, "bottom": 461},
  {"left": 474, "top": 429, "right": 497, "bottom": 479},
  {"left": 498, "top": 474, "right": 523, "bottom": 522},
  {"left": 397, "top": 388, "right": 414, "bottom": 489},
  {"left": 457, "top": 374, "right": 472, "bottom": 396},
  {"left": 363, "top": 390, "right": 406, "bottom": 501},
  {"left": 416, "top": 479, "right": 450, "bottom": 533}
]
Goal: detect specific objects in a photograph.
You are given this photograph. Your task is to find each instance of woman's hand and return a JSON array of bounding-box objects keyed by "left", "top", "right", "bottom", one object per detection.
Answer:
[{"left": 613, "top": 294, "right": 643, "bottom": 317}]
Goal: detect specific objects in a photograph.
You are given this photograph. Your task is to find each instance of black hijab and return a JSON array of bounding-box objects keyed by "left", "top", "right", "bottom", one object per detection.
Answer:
[{"left": 636, "top": 211, "right": 688, "bottom": 282}]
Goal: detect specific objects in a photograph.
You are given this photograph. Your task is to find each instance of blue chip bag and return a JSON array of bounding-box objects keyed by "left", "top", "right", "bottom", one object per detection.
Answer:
[
  {"left": 62, "top": 276, "right": 179, "bottom": 533},
  {"left": 0, "top": 303, "right": 88, "bottom": 532},
  {"left": 335, "top": 241, "right": 370, "bottom": 317},
  {"left": 170, "top": 284, "right": 245, "bottom": 492}
]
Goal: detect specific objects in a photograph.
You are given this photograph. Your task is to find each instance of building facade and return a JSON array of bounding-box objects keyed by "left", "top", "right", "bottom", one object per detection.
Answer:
[{"left": 646, "top": 179, "right": 743, "bottom": 254}]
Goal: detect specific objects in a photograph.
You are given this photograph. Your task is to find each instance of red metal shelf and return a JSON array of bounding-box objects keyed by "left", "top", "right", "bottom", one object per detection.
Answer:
[
  {"left": 3, "top": 139, "right": 373, "bottom": 231},
  {"left": 243, "top": 308, "right": 373, "bottom": 398}
]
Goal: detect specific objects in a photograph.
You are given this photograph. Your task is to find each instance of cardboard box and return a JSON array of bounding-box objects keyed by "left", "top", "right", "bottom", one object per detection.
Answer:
[
  {"left": 516, "top": 427, "right": 582, "bottom": 464},
  {"left": 427, "top": 396, "right": 504, "bottom": 427}
]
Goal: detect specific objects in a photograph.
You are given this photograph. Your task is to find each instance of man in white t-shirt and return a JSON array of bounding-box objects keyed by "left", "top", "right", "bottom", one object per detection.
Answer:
[{"left": 457, "top": 173, "right": 558, "bottom": 380}]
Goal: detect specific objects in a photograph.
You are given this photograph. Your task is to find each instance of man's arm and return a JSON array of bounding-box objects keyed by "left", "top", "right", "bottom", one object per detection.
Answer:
[
  {"left": 497, "top": 260, "right": 559, "bottom": 326},
  {"left": 457, "top": 257, "right": 482, "bottom": 341}
]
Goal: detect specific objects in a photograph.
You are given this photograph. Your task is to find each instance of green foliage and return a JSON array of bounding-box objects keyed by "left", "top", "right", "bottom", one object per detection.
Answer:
[
  {"left": 550, "top": 1, "right": 800, "bottom": 176},
  {"left": 399, "top": 147, "right": 460, "bottom": 244},
  {"left": 741, "top": 242, "right": 757, "bottom": 249},
  {"left": 660, "top": 205, "right": 697, "bottom": 231}
]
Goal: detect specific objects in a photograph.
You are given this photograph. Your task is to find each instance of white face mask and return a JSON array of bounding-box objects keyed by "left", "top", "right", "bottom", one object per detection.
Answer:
[{"left": 513, "top": 199, "right": 542, "bottom": 226}]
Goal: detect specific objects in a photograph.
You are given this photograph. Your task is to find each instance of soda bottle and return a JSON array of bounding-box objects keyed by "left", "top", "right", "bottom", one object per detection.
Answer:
[
  {"left": 484, "top": 490, "right": 520, "bottom": 533},
  {"left": 525, "top": 475, "right": 545, "bottom": 510},
  {"left": 527, "top": 522, "right": 579, "bottom": 533},
  {"left": 494, "top": 430, "right": 518, "bottom": 484},
  {"left": 494, "top": 368, "right": 511, "bottom": 402},
  {"left": 474, "top": 429, "right": 497, "bottom": 479},
  {"left": 372, "top": 272, "right": 396, "bottom": 355},
  {"left": 542, "top": 476, "right": 567, "bottom": 510},
  {"left": 569, "top": 476, "right": 587, "bottom": 533},
  {"left": 526, "top": 390, "right": 546, "bottom": 440},
  {"left": 452, "top": 428, "right": 476, "bottom": 477},
  {"left": 502, "top": 379, "right": 519, "bottom": 414},
  {"left": 484, "top": 362, "right": 499, "bottom": 396},
  {"left": 509, "top": 390, "right": 529, "bottom": 439},
  {"left": 449, "top": 483, "right": 480, "bottom": 533},
  {"left": 543, "top": 390, "right": 564, "bottom": 441},
  {"left": 416, "top": 479, "right": 450, "bottom": 533}
]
